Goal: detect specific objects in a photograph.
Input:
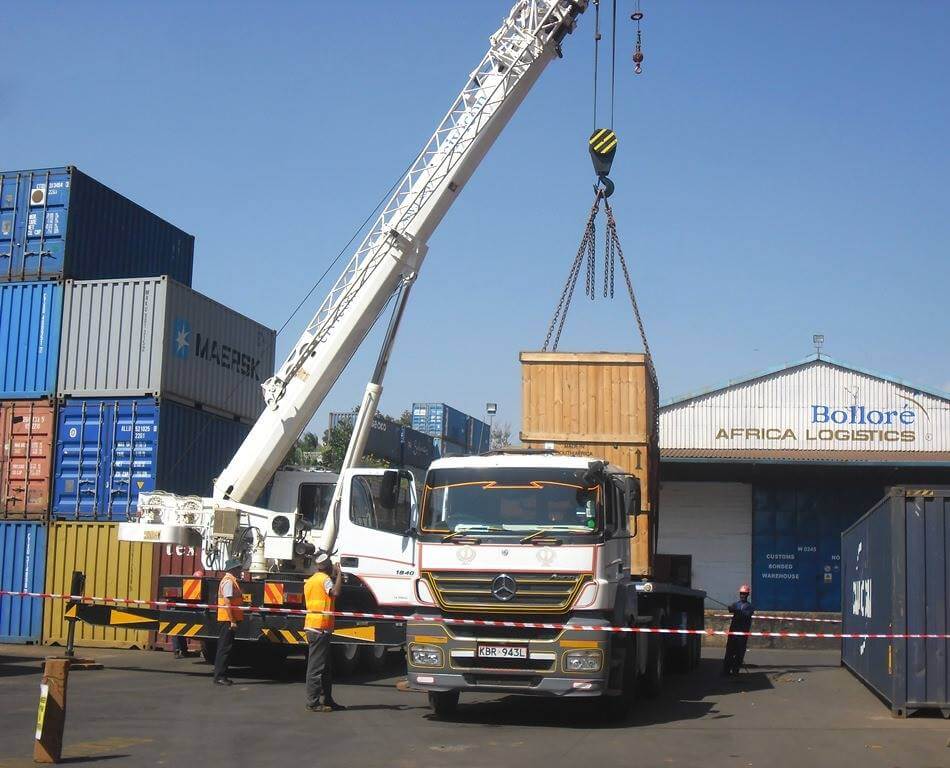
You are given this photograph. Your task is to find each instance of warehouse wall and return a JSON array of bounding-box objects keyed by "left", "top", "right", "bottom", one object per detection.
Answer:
[{"left": 658, "top": 481, "right": 752, "bottom": 606}]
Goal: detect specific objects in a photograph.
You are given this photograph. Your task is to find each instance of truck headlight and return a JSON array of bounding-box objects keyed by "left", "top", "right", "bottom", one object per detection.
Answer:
[
  {"left": 564, "top": 650, "right": 602, "bottom": 672},
  {"left": 410, "top": 645, "right": 443, "bottom": 667}
]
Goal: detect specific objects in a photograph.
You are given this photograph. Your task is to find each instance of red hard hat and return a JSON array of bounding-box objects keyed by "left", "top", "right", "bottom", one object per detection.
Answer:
[{"left": 739, "top": 584, "right": 751, "bottom": 594}]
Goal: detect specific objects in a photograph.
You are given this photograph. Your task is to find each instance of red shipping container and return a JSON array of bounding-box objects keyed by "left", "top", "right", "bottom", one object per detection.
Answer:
[
  {"left": 0, "top": 401, "right": 55, "bottom": 520},
  {"left": 152, "top": 542, "right": 211, "bottom": 653}
]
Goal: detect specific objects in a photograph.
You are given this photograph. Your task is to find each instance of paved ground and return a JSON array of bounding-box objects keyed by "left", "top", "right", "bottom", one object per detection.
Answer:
[{"left": 1, "top": 644, "right": 947, "bottom": 768}]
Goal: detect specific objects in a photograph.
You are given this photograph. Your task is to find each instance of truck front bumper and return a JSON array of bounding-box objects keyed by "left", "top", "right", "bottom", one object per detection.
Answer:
[{"left": 406, "top": 617, "right": 612, "bottom": 697}]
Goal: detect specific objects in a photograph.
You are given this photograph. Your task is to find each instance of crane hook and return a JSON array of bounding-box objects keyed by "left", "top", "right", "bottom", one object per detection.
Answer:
[
  {"left": 631, "top": 9, "right": 644, "bottom": 75},
  {"left": 589, "top": 128, "right": 617, "bottom": 198}
]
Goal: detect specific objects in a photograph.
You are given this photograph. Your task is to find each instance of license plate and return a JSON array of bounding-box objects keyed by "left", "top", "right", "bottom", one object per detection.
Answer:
[{"left": 477, "top": 644, "right": 528, "bottom": 659}]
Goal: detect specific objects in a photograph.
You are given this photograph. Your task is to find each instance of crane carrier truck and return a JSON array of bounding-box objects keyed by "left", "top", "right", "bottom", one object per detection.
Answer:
[{"left": 68, "top": 0, "right": 707, "bottom": 714}]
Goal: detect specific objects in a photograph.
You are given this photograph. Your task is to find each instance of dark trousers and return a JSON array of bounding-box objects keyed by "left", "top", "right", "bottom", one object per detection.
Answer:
[
  {"left": 305, "top": 632, "right": 333, "bottom": 707},
  {"left": 172, "top": 635, "right": 188, "bottom": 654},
  {"left": 213, "top": 624, "right": 235, "bottom": 681},
  {"left": 723, "top": 635, "right": 749, "bottom": 675}
]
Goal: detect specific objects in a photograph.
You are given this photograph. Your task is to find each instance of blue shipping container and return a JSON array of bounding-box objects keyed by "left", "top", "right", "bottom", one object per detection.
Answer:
[
  {"left": 0, "top": 521, "right": 46, "bottom": 643},
  {"left": 0, "top": 281, "right": 62, "bottom": 398},
  {"left": 752, "top": 485, "right": 882, "bottom": 611},
  {"left": 467, "top": 416, "right": 491, "bottom": 454},
  {"left": 433, "top": 437, "right": 467, "bottom": 459},
  {"left": 52, "top": 398, "right": 250, "bottom": 521},
  {"left": 0, "top": 167, "right": 194, "bottom": 284},
  {"left": 842, "top": 487, "right": 950, "bottom": 717},
  {"left": 400, "top": 426, "right": 434, "bottom": 469},
  {"left": 411, "top": 402, "right": 469, "bottom": 446}
]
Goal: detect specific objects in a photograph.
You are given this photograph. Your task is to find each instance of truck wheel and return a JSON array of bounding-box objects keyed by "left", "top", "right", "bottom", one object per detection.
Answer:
[
  {"left": 643, "top": 634, "right": 664, "bottom": 698},
  {"left": 689, "top": 634, "right": 702, "bottom": 670},
  {"left": 200, "top": 640, "right": 217, "bottom": 664},
  {"left": 332, "top": 643, "right": 361, "bottom": 678},
  {"left": 428, "top": 690, "right": 459, "bottom": 719},
  {"left": 600, "top": 637, "right": 638, "bottom": 720},
  {"left": 360, "top": 644, "right": 388, "bottom": 673}
]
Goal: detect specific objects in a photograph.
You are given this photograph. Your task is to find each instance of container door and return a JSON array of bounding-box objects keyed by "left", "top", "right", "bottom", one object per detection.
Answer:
[
  {"left": 339, "top": 469, "right": 416, "bottom": 606},
  {"left": 0, "top": 401, "right": 56, "bottom": 519},
  {"left": 6, "top": 169, "right": 71, "bottom": 282},
  {"left": 53, "top": 400, "right": 106, "bottom": 520},
  {"left": 105, "top": 399, "right": 159, "bottom": 521}
]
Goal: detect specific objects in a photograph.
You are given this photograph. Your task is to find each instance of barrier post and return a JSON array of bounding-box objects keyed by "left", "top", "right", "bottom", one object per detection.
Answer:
[
  {"left": 34, "top": 658, "right": 70, "bottom": 764},
  {"left": 64, "top": 571, "right": 85, "bottom": 660}
]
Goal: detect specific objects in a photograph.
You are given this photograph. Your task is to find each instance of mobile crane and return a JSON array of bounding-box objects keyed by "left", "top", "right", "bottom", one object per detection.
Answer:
[
  {"left": 73, "top": 0, "right": 593, "bottom": 657},
  {"left": 70, "top": 1, "right": 705, "bottom": 712}
]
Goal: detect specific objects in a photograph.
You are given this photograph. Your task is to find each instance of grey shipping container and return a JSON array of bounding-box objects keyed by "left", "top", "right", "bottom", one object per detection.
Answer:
[
  {"left": 57, "top": 276, "right": 275, "bottom": 423},
  {"left": 841, "top": 487, "right": 950, "bottom": 717},
  {"left": 0, "top": 167, "right": 194, "bottom": 284}
]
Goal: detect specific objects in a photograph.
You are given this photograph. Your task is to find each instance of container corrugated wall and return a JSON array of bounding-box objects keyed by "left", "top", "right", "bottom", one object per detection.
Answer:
[
  {"left": 52, "top": 397, "right": 250, "bottom": 522},
  {"left": 0, "top": 400, "right": 56, "bottom": 520},
  {"left": 57, "top": 277, "right": 275, "bottom": 422},
  {"left": 411, "top": 403, "right": 469, "bottom": 446},
  {"left": 842, "top": 487, "right": 950, "bottom": 716},
  {"left": 660, "top": 358, "right": 950, "bottom": 453},
  {"left": 0, "top": 521, "right": 46, "bottom": 642},
  {"left": 43, "top": 521, "right": 155, "bottom": 648},
  {"left": 0, "top": 282, "right": 62, "bottom": 398},
  {"left": 0, "top": 167, "right": 194, "bottom": 284}
]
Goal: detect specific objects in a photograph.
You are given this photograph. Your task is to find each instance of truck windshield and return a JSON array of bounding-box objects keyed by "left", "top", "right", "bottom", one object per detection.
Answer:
[{"left": 421, "top": 467, "right": 600, "bottom": 535}]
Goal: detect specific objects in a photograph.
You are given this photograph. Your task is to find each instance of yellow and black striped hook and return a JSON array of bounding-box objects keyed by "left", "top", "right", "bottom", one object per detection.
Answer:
[{"left": 589, "top": 128, "right": 617, "bottom": 197}]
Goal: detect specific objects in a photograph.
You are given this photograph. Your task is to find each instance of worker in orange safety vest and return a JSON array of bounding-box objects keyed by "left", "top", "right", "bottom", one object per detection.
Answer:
[
  {"left": 213, "top": 559, "right": 245, "bottom": 686},
  {"left": 304, "top": 552, "right": 344, "bottom": 711}
]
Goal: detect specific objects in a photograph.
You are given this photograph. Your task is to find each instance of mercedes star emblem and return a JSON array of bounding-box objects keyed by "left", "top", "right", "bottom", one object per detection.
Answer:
[{"left": 491, "top": 574, "right": 517, "bottom": 602}]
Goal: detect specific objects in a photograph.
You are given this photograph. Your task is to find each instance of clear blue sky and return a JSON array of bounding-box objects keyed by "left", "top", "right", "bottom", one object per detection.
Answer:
[{"left": 5, "top": 1, "right": 949, "bottom": 436}]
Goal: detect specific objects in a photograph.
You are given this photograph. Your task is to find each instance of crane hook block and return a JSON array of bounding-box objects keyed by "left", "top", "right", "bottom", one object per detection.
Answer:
[{"left": 589, "top": 128, "right": 617, "bottom": 196}]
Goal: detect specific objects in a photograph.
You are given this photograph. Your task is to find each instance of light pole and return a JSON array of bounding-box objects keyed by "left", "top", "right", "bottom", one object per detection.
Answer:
[{"left": 486, "top": 402, "right": 497, "bottom": 430}]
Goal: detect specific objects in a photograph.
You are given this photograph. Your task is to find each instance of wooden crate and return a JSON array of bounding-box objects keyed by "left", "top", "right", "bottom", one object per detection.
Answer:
[{"left": 520, "top": 351, "right": 658, "bottom": 576}]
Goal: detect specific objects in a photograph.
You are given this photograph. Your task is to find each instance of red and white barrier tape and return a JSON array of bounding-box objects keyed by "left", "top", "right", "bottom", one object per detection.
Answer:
[
  {"left": 2, "top": 589, "right": 947, "bottom": 640},
  {"left": 714, "top": 613, "right": 841, "bottom": 624}
]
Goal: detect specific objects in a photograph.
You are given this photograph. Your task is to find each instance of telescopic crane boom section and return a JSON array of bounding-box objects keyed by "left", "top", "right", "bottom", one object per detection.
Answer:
[{"left": 213, "top": 1, "right": 588, "bottom": 506}]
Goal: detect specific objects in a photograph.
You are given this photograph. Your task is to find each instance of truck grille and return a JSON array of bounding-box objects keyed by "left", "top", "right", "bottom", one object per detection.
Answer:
[{"left": 423, "top": 571, "right": 589, "bottom": 613}]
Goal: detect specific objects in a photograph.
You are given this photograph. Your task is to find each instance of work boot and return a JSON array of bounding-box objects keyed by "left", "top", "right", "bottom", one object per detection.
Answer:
[
  {"left": 324, "top": 700, "right": 346, "bottom": 711},
  {"left": 213, "top": 677, "right": 233, "bottom": 686},
  {"left": 306, "top": 704, "right": 332, "bottom": 712}
]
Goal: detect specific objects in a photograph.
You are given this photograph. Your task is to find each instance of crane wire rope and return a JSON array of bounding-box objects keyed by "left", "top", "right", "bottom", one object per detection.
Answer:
[{"left": 592, "top": 0, "right": 601, "bottom": 130}]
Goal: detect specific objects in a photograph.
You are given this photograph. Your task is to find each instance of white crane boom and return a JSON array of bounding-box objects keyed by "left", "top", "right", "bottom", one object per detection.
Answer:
[{"left": 214, "top": 0, "right": 587, "bottom": 505}]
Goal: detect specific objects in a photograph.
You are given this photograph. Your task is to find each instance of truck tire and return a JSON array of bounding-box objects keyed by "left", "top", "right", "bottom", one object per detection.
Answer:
[
  {"left": 360, "top": 644, "right": 388, "bottom": 673},
  {"left": 689, "top": 634, "right": 702, "bottom": 670},
  {"left": 643, "top": 634, "right": 664, "bottom": 698},
  {"left": 600, "top": 636, "right": 638, "bottom": 720},
  {"left": 201, "top": 640, "right": 217, "bottom": 664},
  {"left": 332, "top": 643, "right": 361, "bottom": 678},
  {"left": 428, "top": 690, "right": 460, "bottom": 719}
]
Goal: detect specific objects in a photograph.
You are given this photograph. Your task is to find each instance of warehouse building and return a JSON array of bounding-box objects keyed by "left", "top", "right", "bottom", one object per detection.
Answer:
[{"left": 657, "top": 354, "right": 950, "bottom": 612}]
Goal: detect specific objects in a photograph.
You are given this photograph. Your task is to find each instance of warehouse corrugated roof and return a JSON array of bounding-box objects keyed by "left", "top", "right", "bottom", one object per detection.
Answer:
[{"left": 661, "top": 354, "right": 950, "bottom": 409}]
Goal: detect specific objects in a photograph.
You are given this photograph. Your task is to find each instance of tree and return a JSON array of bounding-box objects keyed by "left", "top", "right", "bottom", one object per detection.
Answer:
[
  {"left": 284, "top": 431, "right": 322, "bottom": 467},
  {"left": 397, "top": 409, "right": 413, "bottom": 427},
  {"left": 490, "top": 422, "right": 512, "bottom": 450}
]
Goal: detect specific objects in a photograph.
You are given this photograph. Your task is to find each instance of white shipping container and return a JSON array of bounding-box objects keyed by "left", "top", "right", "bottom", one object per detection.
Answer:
[{"left": 57, "top": 276, "right": 275, "bottom": 423}]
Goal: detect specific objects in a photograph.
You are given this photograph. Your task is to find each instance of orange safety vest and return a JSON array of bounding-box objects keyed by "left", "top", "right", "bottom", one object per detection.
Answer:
[
  {"left": 304, "top": 572, "right": 335, "bottom": 632},
  {"left": 217, "top": 573, "right": 244, "bottom": 623}
]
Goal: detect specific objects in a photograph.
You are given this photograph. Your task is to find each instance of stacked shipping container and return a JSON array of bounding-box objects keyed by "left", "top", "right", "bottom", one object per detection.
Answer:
[
  {"left": 0, "top": 166, "right": 273, "bottom": 647},
  {"left": 411, "top": 402, "right": 490, "bottom": 457},
  {"left": 329, "top": 411, "right": 435, "bottom": 473}
]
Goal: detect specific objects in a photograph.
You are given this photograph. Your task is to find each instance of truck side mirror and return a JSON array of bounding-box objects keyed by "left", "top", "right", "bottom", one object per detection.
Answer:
[
  {"left": 379, "top": 469, "right": 400, "bottom": 509},
  {"left": 624, "top": 476, "right": 641, "bottom": 519}
]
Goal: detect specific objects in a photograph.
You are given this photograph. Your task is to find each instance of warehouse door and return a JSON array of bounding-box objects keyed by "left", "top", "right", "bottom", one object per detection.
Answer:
[
  {"left": 658, "top": 482, "right": 752, "bottom": 607},
  {"left": 752, "top": 485, "right": 882, "bottom": 612}
]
